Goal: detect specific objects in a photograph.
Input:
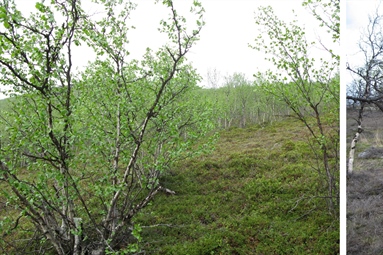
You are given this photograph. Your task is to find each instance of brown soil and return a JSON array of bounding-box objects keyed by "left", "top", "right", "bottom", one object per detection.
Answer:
[{"left": 347, "top": 108, "right": 383, "bottom": 254}]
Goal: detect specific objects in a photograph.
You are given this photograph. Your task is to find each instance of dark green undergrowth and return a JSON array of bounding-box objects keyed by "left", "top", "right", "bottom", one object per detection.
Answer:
[
  {"left": 135, "top": 117, "right": 339, "bottom": 254},
  {"left": 0, "top": 112, "right": 339, "bottom": 254}
]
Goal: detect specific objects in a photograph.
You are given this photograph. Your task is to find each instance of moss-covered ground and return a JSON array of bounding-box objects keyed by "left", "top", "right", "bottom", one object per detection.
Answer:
[{"left": 135, "top": 117, "right": 339, "bottom": 254}]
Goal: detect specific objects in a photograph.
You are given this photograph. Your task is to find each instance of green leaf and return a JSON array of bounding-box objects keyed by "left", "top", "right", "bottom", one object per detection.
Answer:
[
  {"left": 35, "top": 2, "right": 45, "bottom": 12},
  {"left": 3, "top": 21, "right": 10, "bottom": 29}
]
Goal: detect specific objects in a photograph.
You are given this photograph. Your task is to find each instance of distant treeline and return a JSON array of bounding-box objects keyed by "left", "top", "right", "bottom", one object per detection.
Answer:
[{"left": 198, "top": 72, "right": 338, "bottom": 129}]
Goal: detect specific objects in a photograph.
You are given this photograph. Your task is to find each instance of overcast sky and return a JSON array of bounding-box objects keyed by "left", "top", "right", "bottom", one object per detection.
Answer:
[
  {"left": 345, "top": 0, "right": 381, "bottom": 85},
  {"left": 129, "top": 0, "right": 335, "bottom": 86},
  {"left": 0, "top": 0, "right": 336, "bottom": 99}
]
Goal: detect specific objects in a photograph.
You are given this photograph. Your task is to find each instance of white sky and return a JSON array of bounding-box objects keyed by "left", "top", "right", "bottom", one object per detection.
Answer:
[
  {"left": 127, "top": 0, "right": 335, "bottom": 86},
  {"left": 0, "top": 0, "right": 336, "bottom": 99},
  {"left": 345, "top": 0, "right": 381, "bottom": 85}
]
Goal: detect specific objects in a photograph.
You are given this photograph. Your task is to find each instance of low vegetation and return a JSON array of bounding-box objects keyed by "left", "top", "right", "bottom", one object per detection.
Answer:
[
  {"left": 0, "top": 0, "right": 339, "bottom": 253},
  {"left": 347, "top": 108, "right": 383, "bottom": 255},
  {"left": 135, "top": 117, "right": 339, "bottom": 254},
  {"left": 0, "top": 112, "right": 340, "bottom": 254}
]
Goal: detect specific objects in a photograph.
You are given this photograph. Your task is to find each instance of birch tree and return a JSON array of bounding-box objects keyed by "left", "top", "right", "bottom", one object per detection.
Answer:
[
  {"left": 346, "top": 8, "right": 383, "bottom": 175},
  {"left": 250, "top": 0, "right": 339, "bottom": 215},
  {"left": 0, "top": 0, "right": 212, "bottom": 254}
]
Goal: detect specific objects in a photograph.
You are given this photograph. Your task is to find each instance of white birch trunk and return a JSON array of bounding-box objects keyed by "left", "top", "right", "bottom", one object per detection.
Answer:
[
  {"left": 348, "top": 105, "right": 365, "bottom": 175},
  {"left": 348, "top": 124, "right": 363, "bottom": 175},
  {"left": 73, "top": 217, "right": 82, "bottom": 255}
]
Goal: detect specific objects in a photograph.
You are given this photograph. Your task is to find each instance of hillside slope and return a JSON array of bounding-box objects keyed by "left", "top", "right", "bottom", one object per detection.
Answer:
[
  {"left": 136, "top": 117, "right": 339, "bottom": 254},
  {"left": 347, "top": 109, "right": 383, "bottom": 254}
]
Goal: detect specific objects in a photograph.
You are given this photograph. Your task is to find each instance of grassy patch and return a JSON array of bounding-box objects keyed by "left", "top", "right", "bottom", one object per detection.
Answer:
[{"left": 136, "top": 117, "right": 339, "bottom": 254}]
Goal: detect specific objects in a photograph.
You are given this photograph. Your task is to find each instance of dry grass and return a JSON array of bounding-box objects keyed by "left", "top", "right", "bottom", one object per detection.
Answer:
[{"left": 347, "top": 108, "right": 383, "bottom": 254}]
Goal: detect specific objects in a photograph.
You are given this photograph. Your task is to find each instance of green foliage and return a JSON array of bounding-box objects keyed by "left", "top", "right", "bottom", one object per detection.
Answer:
[
  {"left": 0, "top": 0, "right": 211, "bottom": 254},
  {"left": 202, "top": 72, "right": 290, "bottom": 129},
  {"left": 0, "top": 0, "right": 340, "bottom": 254},
  {"left": 302, "top": 0, "right": 340, "bottom": 43},
  {"left": 250, "top": 2, "right": 339, "bottom": 215}
]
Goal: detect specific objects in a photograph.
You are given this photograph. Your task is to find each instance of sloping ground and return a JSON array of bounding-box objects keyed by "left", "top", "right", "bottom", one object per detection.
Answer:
[
  {"left": 136, "top": 117, "right": 339, "bottom": 254},
  {"left": 347, "top": 168, "right": 383, "bottom": 254},
  {"left": 347, "top": 108, "right": 383, "bottom": 254}
]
